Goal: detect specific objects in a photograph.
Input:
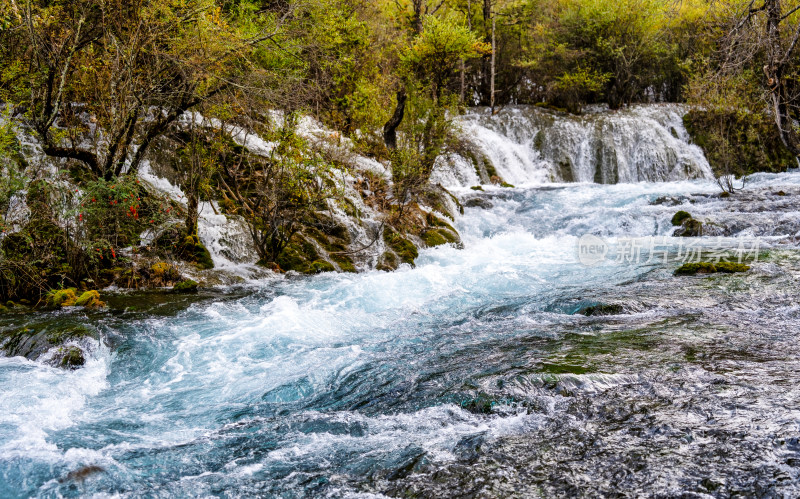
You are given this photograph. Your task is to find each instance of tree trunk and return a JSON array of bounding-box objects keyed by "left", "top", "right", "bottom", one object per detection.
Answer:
[
  {"left": 490, "top": 11, "right": 496, "bottom": 114},
  {"left": 186, "top": 193, "right": 199, "bottom": 237},
  {"left": 460, "top": 0, "right": 472, "bottom": 104},
  {"left": 383, "top": 89, "right": 407, "bottom": 150}
]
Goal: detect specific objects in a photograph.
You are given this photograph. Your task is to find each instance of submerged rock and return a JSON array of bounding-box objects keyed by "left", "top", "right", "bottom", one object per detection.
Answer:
[
  {"left": 54, "top": 346, "right": 85, "bottom": 369},
  {"left": 59, "top": 465, "right": 105, "bottom": 484},
  {"left": 1, "top": 323, "right": 96, "bottom": 369},
  {"left": 464, "top": 198, "right": 494, "bottom": 209},
  {"left": 578, "top": 304, "right": 625, "bottom": 316}
]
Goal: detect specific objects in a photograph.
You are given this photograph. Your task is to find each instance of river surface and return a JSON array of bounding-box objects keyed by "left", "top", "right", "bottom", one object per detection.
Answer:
[{"left": 2, "top": 174, "right": 800, "bottom": 497}]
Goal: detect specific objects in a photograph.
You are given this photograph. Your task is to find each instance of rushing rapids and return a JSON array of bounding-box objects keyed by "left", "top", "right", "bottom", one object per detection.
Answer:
[
  {"left": 2, "top": 104, "right": 800, "bottom": 497},
  {"left": 2, "top": 170, "right": 800, "bottom": 497}
]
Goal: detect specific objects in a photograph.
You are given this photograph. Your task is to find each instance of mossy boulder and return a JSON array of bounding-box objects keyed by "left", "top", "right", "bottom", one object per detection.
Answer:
[
  {"left": 2, "top": 323, "right": 95, "bottom": 368},
  {"left": 74, "top": 290, "right": 106, "bottom": 309},
  {"left": 421, "top": 228, "right": 459, "bottom": 248},
  {"left": 674, "top": 262, "right": 717, "bottom": 275},
  {"left": 674, "top": 218, "right": 703, "bottom": 237},
  {"left": 310, "top": 260, "right": 336, "bottom": 273},
  {"left": 305, "top": 226, "right": 357, "bottom": 273},
  {"left": 421, "top": 230, "right": 448, "bottom": 247},
  {"left": 377, "top": 251, "right": 399, "bottom": 271},
  {"left": 56, "top": 346, "right": 85, "bottom": 369},
  {"left": 172, "top": 279, "right": 199, "bottom": 293},
  {"left": 46, "top": 288, "right": 78, "bottom": 308},
  {"left": 470, "top": 186, "right": 484, "bottom": 191},
  {"left": 179, "top": 235, "right": 214, "bottom": 270},
  {"left": 151, "top": 262, "right": 172, "bottom": 276},
  {"left": 460, "top": 393, "right": 496, "bottom": 414},
  {"left": 383, "top": 229, "right": 418, "bottom": 266},
  {"left": 674, "top": 261, "right": 750, "bottom": 276},
  {"left": 671, "top": 211, "right": 692, "bottom": 226},
  {"left": 274, "top": 236, "right": 338, "bottom": 274}
]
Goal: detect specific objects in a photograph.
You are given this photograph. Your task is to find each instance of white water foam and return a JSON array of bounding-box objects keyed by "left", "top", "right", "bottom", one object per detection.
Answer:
[{"left": 435, "top": 104, "right": 713, "bottom": 187}]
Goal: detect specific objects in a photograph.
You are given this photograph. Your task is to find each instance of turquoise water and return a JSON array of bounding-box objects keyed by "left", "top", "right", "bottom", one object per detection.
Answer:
[{"left": 2, "top": 175, "right": 800, "bottom": 497}]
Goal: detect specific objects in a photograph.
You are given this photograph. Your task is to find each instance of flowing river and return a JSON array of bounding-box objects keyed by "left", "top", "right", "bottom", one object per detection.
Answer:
[{"left": 2, "top": 171, "right": 800, "bottom": 497}]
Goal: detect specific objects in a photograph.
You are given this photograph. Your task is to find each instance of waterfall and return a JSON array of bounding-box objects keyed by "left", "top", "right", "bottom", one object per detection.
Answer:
[{"left": 434, "top": 104, "right": 713, "bottom": 187}]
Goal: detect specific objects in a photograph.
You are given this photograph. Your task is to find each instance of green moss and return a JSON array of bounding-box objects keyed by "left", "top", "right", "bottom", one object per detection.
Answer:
[
  {"left": 421, "top": 230, "right": 448, "bottom": 247},
  {"left": 310, "top": 260, "right": 336, "bottom": 273},
  {"left": 377, "top": 251, "right": 399, "bottom": 271},
  {"left": 671, "top": 210, "right": 692, "bottom": 226},
  {"left": 46, "top": 288, "right": 78, "bottom": 308},
  {"left": 74, "top": 290, "right": 105, "bottom": 309},
  {"left": 331, "top": 254, "right": 357, "bottom": 273},
  {"left": 675, "top": 218, "right": 703, "bottom": 237},
  {"left": 383, "top": 229, "right": 418, "bottom": 266},
  {"left": 180, "top": 235, "right": 214, "bottom": 270},
  {"left": 533, "top": 130, "right": 545, "bottom": 151},
  {"left": 715, "top": 262, "right": 751, "bottom": 273},
  {"left": 540, "top": 362, "right": 591, "bottom": 375},
  {"left": 483, "top": 157, "right": 499, "bottom": 180},
  {"left": 46, "top": 325, "right": 94, "bottom": 345},
  {"left": 172, "top": 279, "right": 199, "bottom": 293},
  {"left": 425, "top": 212, "right": 452, "bottom": 229},
  {"left": 470, "top": 186, "right": 484, "bottom": 191},
  {"left": 673, "top": 261, "right": 750, "bottom": 276},
  {"left": 500, "top": 182, "right": 515, "bottom": 188},
  {"left": 59, "top": 346, "right": 85, "bottom": 369},
  {"left": 674, "top": 262, "right": 718, "bottom": 275},
  {"left": 275, "top": 236, "right": 339, "bottom": 274}
]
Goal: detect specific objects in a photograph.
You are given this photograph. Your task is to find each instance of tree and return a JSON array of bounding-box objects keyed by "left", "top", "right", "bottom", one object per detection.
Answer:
[
  {"left": 215, "top": 114, "right": 334, "bottom": 265},
  {"left": 723, "top": 0, "right": 800, "bottom": 157},
  {"left": 2, "top": 0, "right": 293, "bottom": 180}
]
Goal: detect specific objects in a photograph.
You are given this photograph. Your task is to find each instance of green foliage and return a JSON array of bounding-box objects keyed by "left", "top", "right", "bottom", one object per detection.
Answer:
[
  {"left": 403, "top": 14, "right": 486, "bottom": 98},
  {"left": 684, "top": 109, "right": 796, "bottom": 180},
  {"left": 513, "top": 0, "right": 708, "bottom": 109},
  {"left": 392, "top": 90, "right": 460, "bottom": 203}
]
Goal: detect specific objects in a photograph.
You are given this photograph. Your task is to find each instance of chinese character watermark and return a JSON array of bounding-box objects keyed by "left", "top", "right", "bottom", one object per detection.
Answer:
[{"left": 577, "top": 234, "right": 761, "bottom": 267}]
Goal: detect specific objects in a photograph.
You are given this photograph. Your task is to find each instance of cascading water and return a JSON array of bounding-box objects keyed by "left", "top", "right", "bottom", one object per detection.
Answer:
[
  {"left": 3, "top": 169, "right": 800, "bottom": 497},
  {"left": 434, "top": 104, "right": 714, "bottom": 187}
]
